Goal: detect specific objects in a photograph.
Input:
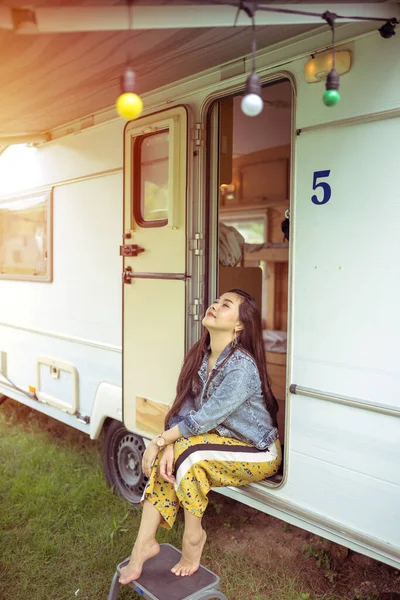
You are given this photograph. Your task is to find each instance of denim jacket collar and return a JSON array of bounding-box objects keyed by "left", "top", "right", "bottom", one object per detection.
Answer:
[{"left": 198, "top": 343, "right": 233, "bottom": 384}]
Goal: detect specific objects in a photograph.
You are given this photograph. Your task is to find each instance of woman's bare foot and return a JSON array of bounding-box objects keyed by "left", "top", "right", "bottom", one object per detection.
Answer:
[
  {"left": 119, "top": 539, "right": 160, "bottom": 584},
  {"left": 171, "top": 529, "right": 207, "bottom": 577}
]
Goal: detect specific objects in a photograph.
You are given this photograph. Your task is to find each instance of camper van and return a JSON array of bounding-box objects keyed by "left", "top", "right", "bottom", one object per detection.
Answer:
[{"left": 0, "top": 2, "right": 399, "bottom": 571}]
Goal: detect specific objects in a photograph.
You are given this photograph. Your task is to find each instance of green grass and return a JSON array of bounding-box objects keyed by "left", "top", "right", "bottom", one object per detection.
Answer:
[{"left": 0, "top": 399, "right": 339, "bottom": 600}]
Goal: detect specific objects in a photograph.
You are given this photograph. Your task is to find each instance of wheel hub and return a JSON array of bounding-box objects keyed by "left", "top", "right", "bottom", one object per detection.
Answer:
[{"left": 117, "top": 434, "right": 143, "bottom": 488}]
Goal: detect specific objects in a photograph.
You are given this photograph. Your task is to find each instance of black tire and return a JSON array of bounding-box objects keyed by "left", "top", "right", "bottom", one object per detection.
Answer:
[{"left": 103, "top": 419, "right": 148, "bottom": 505}]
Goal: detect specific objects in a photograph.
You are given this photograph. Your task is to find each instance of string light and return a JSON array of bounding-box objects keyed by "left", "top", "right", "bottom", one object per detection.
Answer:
[
  {"left": 115, "top": 0, "right": 399, "bottom": 116},
  {"left": 322, "top": 12, "right": 340, "bottom": 107},
  {"left": 240, "top": 2, "right": 263, "bottom": 117},
  {"left": 116, "top": 0, "right": 143, "bottom": 120},
  {"left": 188, "top": 0, "right": 399, "bottom": 109}
]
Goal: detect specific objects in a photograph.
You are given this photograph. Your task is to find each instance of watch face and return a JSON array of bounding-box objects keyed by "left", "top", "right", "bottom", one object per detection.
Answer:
[{"left": 156, "top": 437, "right": 165, "bottom": 447}]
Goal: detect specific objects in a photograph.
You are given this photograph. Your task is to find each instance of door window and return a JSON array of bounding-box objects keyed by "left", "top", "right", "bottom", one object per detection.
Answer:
[{"left": 134, "top": 130, "right": 169, "bottom": 227}]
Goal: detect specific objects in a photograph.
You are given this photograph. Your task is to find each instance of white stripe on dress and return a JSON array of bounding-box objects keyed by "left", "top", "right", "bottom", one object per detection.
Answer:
[{"left": 174, "top": 443, "right": 278, "bottom": 490}]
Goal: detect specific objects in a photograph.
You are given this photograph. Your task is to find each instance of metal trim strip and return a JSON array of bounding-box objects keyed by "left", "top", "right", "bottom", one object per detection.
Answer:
[{"left": 290, "top": 384, "right": 400, "bottom": 418}]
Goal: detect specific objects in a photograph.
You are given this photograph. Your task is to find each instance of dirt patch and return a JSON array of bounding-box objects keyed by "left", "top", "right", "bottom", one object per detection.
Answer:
[{"left": 204, "top": 492, "right": 400, "bottom": 599}]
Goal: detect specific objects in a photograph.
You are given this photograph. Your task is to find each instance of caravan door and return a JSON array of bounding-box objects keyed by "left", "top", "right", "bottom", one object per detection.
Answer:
[{"left": 122, "top": 106, "right": 188, "bottom": 438}]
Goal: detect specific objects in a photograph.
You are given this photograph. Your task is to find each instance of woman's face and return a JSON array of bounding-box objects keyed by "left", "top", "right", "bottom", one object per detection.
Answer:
[{"left": 202, "top": 292, "right": 243, "bottom": 334}]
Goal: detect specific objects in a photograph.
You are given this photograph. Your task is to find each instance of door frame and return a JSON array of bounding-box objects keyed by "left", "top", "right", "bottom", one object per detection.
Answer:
[{"left": 198, "top": 72, "right": 297, "bottom": 490}]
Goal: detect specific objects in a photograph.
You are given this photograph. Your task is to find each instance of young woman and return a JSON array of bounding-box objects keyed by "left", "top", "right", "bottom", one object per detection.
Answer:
[{"left": 119, "top": 289, "right": 281, "bottom": 584}]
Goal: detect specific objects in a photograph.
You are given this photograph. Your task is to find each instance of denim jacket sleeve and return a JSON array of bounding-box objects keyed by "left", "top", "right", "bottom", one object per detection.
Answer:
[
  {"left": 165, "top": 414, "right": 184, "bottom": 431},
  {"left": 178, "top": 365, "right": 258, "bottom": 437},
  {"left": 165, "top": 396, "right": 194, "bottom": 430}
]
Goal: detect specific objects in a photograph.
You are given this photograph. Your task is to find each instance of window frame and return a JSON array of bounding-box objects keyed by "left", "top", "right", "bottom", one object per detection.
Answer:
[
  {"left": 0, "top": 188, "right": 53, "bottom": 282},
  {"left": 132, "top": 129, "right": 170, "bottom": 229}
]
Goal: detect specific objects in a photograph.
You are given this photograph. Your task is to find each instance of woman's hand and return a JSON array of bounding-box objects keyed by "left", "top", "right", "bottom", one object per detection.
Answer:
[
  {"left": 159, "top": 444, "right": 175, "bottom": 483},
  {"left": 142, "top": 442, "right": 160, "bottom": 478}
]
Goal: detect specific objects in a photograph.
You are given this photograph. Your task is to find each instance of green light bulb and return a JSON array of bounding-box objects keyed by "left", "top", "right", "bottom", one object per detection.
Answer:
[{"left": 323, "top": 89, "right": 340, "bottom": 107}]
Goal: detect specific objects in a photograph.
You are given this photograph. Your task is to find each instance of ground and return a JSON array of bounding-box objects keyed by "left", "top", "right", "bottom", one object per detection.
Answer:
[
  {"left": 0, "top": 397, "right": 399, "bottom": 600},
  {"left": 204, "top": 491, "right": 400, "bottom": 600}
]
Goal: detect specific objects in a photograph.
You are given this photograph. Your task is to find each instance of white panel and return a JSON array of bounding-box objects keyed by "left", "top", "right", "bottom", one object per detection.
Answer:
[
  {"left": 0, "top": 173, "right": 123, "bottom": 345},
  {"left": 123, "top": 279, "right": 185, "bottom": 431},
  {"left": 292, "top": 117, "right": 400, "bottom": 405},
  {"left": 289, "top": 397, "right": 400, "bottom": 485},
  {"left": 283, "top": 450, "right": 399, "bottom": 547},
  {"left": 0, "top": 120, "right": 124, "bottom": 195},
  {"left": 278, "top": 396, "right": 400, "bottom": 547},
  {"left": 0, "top": 170, "right": 123, "bottom": 421},
  {"left": 294, "top": 33, "right": 400, "bottom": 129},
  {"left": 0, "top": 325, "right": 121, "bottom": 419}
]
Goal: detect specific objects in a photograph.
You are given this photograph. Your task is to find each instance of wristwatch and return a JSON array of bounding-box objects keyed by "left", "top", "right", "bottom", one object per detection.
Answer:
[{"left": 154, "top": 434, "right": 166, "bottom": 448}]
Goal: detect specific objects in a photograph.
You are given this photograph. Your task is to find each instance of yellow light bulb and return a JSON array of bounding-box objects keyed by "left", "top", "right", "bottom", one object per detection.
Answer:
[{"left": 116, "top": 93, "right": 143, "bottom": 120}]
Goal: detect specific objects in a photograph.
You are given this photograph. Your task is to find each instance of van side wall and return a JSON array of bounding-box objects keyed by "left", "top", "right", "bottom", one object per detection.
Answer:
[{"left": 0, "top": 122, "right": 124, "bottom": 429}]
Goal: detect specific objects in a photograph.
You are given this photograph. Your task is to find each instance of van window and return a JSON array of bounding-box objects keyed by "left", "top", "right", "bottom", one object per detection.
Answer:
[
  {"left": 221, "top": 214, "right": 267, "bottom": 244},
  {"left": 0, "top": 190, "right": 52, "bottom": 282}
]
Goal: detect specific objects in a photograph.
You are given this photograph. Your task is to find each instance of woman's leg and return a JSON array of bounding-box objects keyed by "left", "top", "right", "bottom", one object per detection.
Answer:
[
  {"left": 118, "top": 499, "right": 162, "bottom": 584},
  {"left": 169, "top": 434, "right": 282, "bottom": 578},
  {"left": 119, "top": 448, "right": 181, "bottom": 585},
  {"left": 171, "top": 509, "right": 207, "bottom": 577}
]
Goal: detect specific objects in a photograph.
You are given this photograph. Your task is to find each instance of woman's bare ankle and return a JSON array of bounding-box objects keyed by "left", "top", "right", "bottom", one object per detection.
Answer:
[
  {"left": 135, "top": 535, "right": 157, "bottom": 548},
  {"left": 119, "top": 539, "right": 160, "bottom": 584},
  {"left": 183, "top": 527, "right": 206, "bottom": 546},
  {"left": 171, "top": 529, "right": 206, "bottom": 577}
]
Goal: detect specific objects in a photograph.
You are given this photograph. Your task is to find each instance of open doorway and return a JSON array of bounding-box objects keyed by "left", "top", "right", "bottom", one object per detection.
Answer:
[{"left": 209, "top": 79, "right": 292, "bottom": 464}]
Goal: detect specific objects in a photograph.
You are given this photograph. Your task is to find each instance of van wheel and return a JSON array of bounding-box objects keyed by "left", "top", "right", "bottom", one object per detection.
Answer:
[{"left": 103, "top": 420, "right": 148, "bottom": 505}]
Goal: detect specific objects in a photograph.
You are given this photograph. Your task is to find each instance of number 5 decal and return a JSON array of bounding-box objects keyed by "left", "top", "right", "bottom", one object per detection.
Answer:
[{"left": 312, "top": 170, "right": 331, "bottom": 205}]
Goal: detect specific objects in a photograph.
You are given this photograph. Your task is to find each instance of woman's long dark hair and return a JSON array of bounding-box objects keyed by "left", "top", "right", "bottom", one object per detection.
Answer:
[{"left": 165, "top": 289, "right": 279, "bottom": 427}]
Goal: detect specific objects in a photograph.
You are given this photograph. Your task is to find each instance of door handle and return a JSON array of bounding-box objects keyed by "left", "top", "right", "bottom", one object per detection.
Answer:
[{"left": 120, "top": 244, "right": 145, "bottom": 257}]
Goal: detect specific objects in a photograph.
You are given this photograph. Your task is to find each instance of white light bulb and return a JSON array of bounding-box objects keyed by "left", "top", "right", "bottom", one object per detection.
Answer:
[{"left": 241, "top": 93, "right": 263, "bottom": 117}]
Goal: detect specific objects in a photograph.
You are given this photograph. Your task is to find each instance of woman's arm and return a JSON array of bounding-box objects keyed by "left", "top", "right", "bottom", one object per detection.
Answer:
[
  {"left": 142, "top": 365, "right": 257, "bottom": 475},
  {"left": 141, "top": 425, "right": 183, "bottom": 477},
  {"left": 158, "top": 424, "right": 182, "bottom": 445}
]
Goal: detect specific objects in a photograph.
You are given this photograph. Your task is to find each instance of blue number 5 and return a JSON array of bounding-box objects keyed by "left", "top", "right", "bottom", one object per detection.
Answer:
[{"left": 312, "top": 170, "right": 331, "bottom": 205}]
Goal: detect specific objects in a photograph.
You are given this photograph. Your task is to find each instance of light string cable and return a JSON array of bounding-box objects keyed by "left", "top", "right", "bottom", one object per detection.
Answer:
[
  {"left": 237, "top": 1, "right": 265, "bottom": 117},
  {"left": 126, "top": 0, "right": 133, "bottom": 64},
  {"left": 116, "top": 0, "right": 144, "bottom": 119},
  {"left": 186, "top": 0, "right": 399, "bottom": 33},
  {"left": 321, "top": 11, "right": 341, "bottom": 106}
]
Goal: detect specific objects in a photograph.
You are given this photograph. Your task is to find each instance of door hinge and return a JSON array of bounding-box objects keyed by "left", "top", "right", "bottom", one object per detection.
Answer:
[
  {"left": 189, "top": 233, "right": 204, "bottom": 256},
  {"left": 188, "top": 298, "right": 202, "bottom": 321},
  {"left": 191, "top": 122, "right": 205, "bottom": 146}
]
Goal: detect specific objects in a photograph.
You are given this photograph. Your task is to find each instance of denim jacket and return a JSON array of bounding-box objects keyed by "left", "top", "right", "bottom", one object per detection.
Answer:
[{"left": 167, "top": 344, "right": 279, "bottom": 450}]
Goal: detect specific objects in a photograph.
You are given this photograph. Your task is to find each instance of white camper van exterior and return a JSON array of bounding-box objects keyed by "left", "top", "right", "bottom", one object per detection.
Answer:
[{"left": 0, "top": 12, "right": 399, "bottom": 571}]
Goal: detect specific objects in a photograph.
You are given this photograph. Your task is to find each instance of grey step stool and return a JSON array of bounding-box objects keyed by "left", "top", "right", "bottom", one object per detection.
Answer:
[{"left": 108, "top": 543, "right": 228, "bottom": 600}]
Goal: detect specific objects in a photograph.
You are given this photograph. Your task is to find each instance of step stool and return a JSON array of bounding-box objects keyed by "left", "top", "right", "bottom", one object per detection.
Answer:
[{"left": 108, "top": 543, "right": 228, "bottom": 600}]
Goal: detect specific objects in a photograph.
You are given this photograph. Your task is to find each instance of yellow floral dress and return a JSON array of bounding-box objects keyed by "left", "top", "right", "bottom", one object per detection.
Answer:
[{"left": 142, "top": 432, "right": 282, "bottom": 529}]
